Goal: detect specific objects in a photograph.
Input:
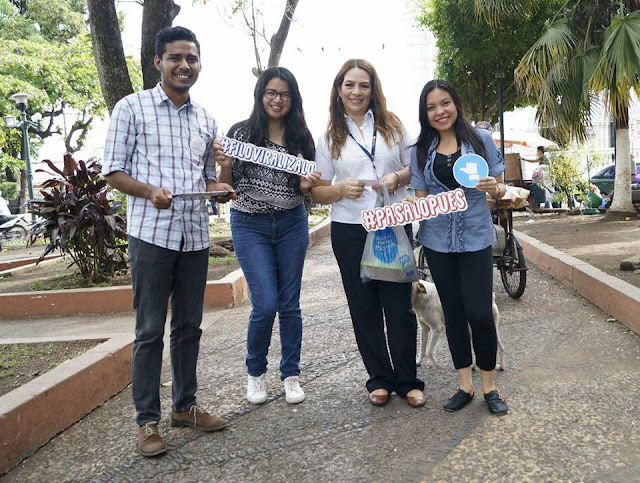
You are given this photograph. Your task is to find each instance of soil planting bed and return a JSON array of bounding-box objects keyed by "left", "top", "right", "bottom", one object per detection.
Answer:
[{"left": 0, "top": 340, "right": 103, "bottom": 397}]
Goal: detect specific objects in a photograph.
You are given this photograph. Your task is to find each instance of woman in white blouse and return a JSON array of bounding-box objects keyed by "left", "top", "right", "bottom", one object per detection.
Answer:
[{"left": 311, "top": 59, "right": 425, "bottom": 408}]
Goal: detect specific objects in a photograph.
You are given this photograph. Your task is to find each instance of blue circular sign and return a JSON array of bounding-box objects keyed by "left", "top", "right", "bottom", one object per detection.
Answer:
[{"left": 453, "top": 154, "right": 489, "bottom": 188}]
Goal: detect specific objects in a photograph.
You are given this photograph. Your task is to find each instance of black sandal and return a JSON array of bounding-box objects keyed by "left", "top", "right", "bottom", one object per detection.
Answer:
[
  {"left": 443, "top": 388, "right": 474, "bottom": 412},
  {"left": 484, "top": 390, "right": 508, "bottom": 415}
]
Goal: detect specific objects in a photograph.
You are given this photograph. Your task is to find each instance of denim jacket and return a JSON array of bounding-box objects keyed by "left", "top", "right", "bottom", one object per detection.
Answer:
[{"left": 410, "top": 128, "right": 505, "bottom": 253}]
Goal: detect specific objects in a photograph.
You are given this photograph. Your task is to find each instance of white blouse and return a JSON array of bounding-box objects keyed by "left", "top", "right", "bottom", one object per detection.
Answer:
[{"left": 315, "top": 109, "right": 413, "bottom": 224}]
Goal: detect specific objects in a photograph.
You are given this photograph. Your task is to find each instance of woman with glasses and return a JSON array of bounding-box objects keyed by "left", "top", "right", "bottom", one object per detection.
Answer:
[
  {"left": 213, "top": 67, "right": 320, "bottom": 405},
  {"left": 311, "top": 59, "right": 425, "bottom": 408}
]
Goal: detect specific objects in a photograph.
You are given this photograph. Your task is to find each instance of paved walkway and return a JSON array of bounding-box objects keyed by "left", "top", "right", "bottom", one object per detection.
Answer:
[{"left": 4, "top": 236, "right": 640, "bottom": 481}]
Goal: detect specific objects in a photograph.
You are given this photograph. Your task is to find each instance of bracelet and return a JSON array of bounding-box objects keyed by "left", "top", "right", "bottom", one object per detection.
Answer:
[
  {"left": 491, "top": 184, "right": 502, "bottom": 202},
  {"left": 393, "top": 171, "right": 401, "bottom": 187}
]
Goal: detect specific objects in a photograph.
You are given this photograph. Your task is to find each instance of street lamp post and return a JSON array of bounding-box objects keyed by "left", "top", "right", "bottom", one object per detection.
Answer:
[
  {"left": 495, "top": 70, "right": 506, "bottom": 160},
  {"left": 4, "top": 92, "right": 35, "bottom": 223}
]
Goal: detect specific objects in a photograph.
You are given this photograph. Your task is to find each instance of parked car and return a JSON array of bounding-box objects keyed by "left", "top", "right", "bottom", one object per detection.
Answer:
[{"left": 589, "top": 162, "right": 640, "bottom": 195}]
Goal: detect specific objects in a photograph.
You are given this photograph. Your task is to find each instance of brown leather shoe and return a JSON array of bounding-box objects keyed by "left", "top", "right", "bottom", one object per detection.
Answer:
[
  {"left": 368, "top": 390, "right": 390, "bottom": 406},
  {"left": 171, "top": 405, "right": 227, "bottom": 432},
  {"left": 406, "top": 392, "right": 426, "bottom": 408},
  {"left": 138, "top": 423, "right": 167, "bottom": 457}
]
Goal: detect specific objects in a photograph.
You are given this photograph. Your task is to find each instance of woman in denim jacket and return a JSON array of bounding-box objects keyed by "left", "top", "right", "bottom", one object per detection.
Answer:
[{"left": 410, "top": 79, "right": 508, "bottom": 415}]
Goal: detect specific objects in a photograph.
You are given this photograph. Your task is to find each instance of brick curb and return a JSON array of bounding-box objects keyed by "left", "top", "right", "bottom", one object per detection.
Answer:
[
  {"left": 0, "top": 334, "right": 134, "bottom": 474},
  {"left": 0, "top": 218, "right": 332, "bottom": 320},
  {"left": 515, "top": 230, "right": 640, "bottom": 335},
  {"left": 0, "top": 254, "right": 61, "bottom": 273}
]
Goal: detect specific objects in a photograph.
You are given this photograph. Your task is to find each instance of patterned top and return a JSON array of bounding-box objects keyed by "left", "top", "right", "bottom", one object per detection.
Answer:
[
  {"left": 227, "top": 121, "right": 308, "bottom": 214},
  {"left": 102, "top": 83, "right": 217, "bottom": 251}
]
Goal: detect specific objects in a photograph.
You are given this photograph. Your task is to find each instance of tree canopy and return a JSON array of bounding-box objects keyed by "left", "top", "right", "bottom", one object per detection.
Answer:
[
  {"left": 417, "top": 0, "right": 563, "bottom": 123},
  {"left": 0, "top": 0, "right": 105, "bottom": 182}
]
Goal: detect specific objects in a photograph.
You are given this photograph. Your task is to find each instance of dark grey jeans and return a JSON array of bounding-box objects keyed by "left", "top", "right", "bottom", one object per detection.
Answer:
[{"left": 128, "top": 236, "right": 208, "bottom": 425}]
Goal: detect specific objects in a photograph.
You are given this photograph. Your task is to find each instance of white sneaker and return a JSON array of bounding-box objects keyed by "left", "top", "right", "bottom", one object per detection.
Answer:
[
  {"left": 283, "top": 376, "right": 305, "bottom": 404},
  {"left": 247, "top": 374, "right": 268, "bottom": 404}
]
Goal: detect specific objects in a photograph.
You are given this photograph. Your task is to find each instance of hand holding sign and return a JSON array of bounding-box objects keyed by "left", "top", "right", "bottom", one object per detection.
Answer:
[{"left": 213, "top": 141, "right": 232, "bottom": 168}]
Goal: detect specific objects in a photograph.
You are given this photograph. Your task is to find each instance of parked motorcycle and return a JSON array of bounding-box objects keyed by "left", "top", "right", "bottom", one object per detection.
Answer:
[{"left": 0, "top": 214, "right": 30, "bottom": 249}]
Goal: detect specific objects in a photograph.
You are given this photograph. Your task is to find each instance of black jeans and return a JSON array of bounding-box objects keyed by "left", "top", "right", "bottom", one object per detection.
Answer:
[
  {"left": 423, "top": 245, "right": 497, "bottom": 371},
  {"left": 128, "top": 236, "right": 208, "bottom": 425},
  {"left": 331, "top": 222, "right": 423, "bottom": 396}
]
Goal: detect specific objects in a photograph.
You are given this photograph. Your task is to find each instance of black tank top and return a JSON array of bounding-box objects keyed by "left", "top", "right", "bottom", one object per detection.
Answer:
[{"left": 433, "top": 149, "right": 461, "bottom": 190}]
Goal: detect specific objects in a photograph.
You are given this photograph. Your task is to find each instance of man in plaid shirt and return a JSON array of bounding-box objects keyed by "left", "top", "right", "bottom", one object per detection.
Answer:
[{"left": 103, "top": 26, "right": 234, "bottom": 457}]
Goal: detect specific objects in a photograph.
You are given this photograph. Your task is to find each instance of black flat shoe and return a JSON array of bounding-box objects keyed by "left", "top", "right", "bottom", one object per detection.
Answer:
[
  {"left": 443, "top": 388, "right": 474, "bottom": 412},
  {"left": 484, "top": 390, "right": 508, "bottom": 415}
]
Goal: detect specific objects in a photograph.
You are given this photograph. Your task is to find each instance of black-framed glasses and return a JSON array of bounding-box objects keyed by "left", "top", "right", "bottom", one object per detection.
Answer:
[{"left": 263, "top": 89, "right": 291, "bottom": 102}]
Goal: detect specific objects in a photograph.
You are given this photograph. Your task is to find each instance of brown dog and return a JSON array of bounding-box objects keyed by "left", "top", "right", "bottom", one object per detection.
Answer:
[{"left": 411, "top": 280, "right": 505, "bottom": 371}]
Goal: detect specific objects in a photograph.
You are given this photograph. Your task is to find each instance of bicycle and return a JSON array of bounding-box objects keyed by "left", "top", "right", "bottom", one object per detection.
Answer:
[{"left": 415, "top": 205, "right": 527, "bottom": 299}]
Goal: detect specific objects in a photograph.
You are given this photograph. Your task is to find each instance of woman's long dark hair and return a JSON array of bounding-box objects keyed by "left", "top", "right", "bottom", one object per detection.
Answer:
[
  {"left": 414, "top": 79, "right": 485, "bottom": 170},
  {"left": 246, "top": 66, "right": 315, "bottom": 160}
]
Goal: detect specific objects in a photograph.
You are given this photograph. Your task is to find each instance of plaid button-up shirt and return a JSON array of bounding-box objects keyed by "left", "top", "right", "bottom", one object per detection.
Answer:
[{"left": 103, "top": 84, "right": 217, "bottom": 251}]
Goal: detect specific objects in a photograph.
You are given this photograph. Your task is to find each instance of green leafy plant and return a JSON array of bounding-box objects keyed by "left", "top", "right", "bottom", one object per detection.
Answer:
[
  {"left": 549, "top": 152, "right": 583, "bottom": 208},
  {"left": 30, "top": 154, "right": 128, "bottom": 285},
  {"left": 0, "top": 181, "right": 18, "bottom": 201}
]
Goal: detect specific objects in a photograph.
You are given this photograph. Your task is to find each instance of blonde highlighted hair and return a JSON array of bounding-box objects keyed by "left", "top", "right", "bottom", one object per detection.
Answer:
[{"left": 325, "top": 59, "right": 403, "bottom": 160}]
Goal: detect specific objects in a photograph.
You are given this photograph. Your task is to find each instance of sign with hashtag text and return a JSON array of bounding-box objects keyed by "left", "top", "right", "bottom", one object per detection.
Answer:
[
  {"left": 218, "top": 136, "right": 317, "bottom": 176},
  {"left": 360, "top": 189, "right": 468, "bottom": 232}
]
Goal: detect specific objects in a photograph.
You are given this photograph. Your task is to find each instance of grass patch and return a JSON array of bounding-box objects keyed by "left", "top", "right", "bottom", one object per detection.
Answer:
[
  {"left": 0, "top": 340, "right": 102, "bottom": 397},
  {"left": 209, "top": 222, "right": 232, "bottom": 238},
  {"left": 0, "top": 343, "right": 54, "bottom": 378},
  {"left": 30, "top": 272, "right": 129, "bottom": 291},
  {"left": 209, "top": 254, "right": 237, "bottom": 265},
  {"left": 309, "top": 208, "right": 330, "bottom": 227}
]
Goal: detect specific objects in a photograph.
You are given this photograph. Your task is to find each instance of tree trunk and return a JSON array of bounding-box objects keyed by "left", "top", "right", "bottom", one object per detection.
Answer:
[
  {"left": 607, "top": 126, "right": 636, "bottom": 217},
  {"left": 266, "top": 0, "right": 299, "bottom": 68},
  {"left": 86, "top": 0, "right": 134, "bottom": 113},
  {"left": 141, "top": 0, "right": 181, "bottom": 90}
]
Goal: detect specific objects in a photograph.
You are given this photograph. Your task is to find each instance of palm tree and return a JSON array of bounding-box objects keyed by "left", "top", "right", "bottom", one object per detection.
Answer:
[{"left": 467, "top": 0, "right": 640, "bottom": 217}]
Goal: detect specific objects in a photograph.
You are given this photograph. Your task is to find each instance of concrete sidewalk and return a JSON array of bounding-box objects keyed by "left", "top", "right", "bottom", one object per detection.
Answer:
[{"left": 3, "top": 235, "right": 640, "bottom": 481}]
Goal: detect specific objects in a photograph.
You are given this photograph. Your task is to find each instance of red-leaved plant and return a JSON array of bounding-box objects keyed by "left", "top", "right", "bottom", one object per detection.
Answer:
[{"left": 30, "top": 154, "right": 128, "bottom": 285}]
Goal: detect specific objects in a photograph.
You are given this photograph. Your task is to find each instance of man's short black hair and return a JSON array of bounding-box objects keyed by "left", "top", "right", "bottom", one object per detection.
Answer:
[
  {"left": 155, "top": 26, "right": 201, "bottom": 59},
  {"left": 537, "top": 146, "right": 545, "bottom": 153}
]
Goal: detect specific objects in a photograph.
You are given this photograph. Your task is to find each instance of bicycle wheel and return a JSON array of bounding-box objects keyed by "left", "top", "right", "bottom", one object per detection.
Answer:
[
  {"left": 2, "top": 225, "right": 28, "bottom": 244},
  {"left": 499, "top": 237, "right": 526, "bottom": 298},
  {"left": 417, "top": 246, "right": 432, "bottom": 282}
]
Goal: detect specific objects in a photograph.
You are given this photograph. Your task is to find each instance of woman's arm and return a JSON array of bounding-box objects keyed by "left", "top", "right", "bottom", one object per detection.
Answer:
[
  {"left": 377, "top": 165, "right": 411, "bottom": 194},
  {"left": 311, "top": 178, "right": 365, "bottom": 205}
]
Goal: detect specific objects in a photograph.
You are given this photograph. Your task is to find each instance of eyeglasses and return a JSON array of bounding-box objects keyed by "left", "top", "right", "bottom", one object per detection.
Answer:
[{"left": 263, "top": 89, "right": 291, "bottom": 102}]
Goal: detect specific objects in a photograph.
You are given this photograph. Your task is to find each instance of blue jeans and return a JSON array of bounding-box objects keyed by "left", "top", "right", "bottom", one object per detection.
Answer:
[
  {"left": 231, "top": 205, "right": 308, "bottom": 379},
  {"left": 128, "top": 236, "right": 208, "bottom": 425}
]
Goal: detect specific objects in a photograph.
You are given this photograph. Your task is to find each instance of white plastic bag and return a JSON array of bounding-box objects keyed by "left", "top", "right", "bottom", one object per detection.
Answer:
[{"left": 360, "top": 185, "right": 418, "bottom": 283}]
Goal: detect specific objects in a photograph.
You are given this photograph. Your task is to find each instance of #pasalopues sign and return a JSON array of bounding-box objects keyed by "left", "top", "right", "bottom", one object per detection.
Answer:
[{"left": 361, "top": 189, "right": 468, "bottom": 232}]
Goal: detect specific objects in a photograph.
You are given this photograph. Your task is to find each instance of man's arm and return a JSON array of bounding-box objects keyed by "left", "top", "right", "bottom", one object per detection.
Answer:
[{"left": 106, "top": 171, "right": 173, "bottom": 209}]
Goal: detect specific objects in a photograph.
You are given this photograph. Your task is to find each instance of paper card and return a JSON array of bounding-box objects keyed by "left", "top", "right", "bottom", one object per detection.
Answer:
[
  {"left": 358, "top": 179, "right": 380, "bottom": 186},
  {"left": 173, "top": 191, "right": 231, "bottom": 199}
]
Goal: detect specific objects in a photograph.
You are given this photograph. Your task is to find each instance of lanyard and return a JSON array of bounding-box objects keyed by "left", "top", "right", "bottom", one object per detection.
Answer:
[{"left": 349, "top": 129, "right": 377, "bottom": 175}]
